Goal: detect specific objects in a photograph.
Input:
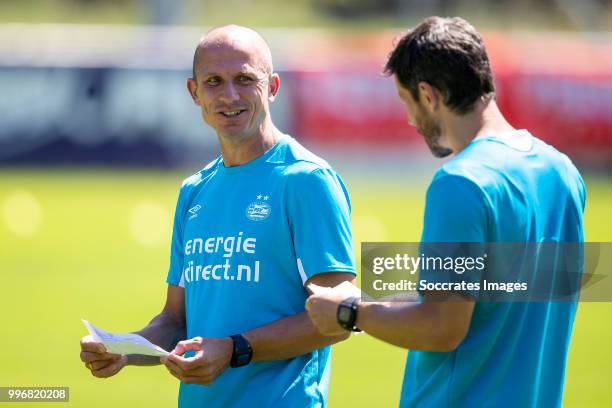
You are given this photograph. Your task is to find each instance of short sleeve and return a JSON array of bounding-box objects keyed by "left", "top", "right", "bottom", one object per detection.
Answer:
[
  {"left": 287, "top": 167, "right": 356, "bottom": 284},
  {"left": 166, "top": 188, "right": 186, "bottom": 287},
  {"left": 578, "top": 173, "right": 586, "bottom": 212},
  {"left": 419, "top": 173, "right": 489, "bottom": 298},
  {"left": 421, "top": 173, "right": 488, "bottom": 243}
]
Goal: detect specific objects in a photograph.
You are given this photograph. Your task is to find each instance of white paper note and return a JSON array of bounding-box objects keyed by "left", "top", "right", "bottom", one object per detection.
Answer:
[
  {"left": 307, "top": 281, "right": 414, "bottom": 302},
  {"left": 81, "top": 319, "right": 169, "bottom": 357},
  {"left": 307, "top": 281, "right": 371, "bottom": 300}
]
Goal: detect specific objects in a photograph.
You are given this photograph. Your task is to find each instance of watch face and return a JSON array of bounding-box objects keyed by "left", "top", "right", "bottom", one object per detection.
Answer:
[{"left": 338, "top": 306, "right": 351, "bottom": 322}]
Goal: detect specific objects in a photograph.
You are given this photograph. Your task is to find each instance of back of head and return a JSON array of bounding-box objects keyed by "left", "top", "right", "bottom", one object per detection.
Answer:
[{"left": 385, "top": 16, "right": 495, "bottom": 114}]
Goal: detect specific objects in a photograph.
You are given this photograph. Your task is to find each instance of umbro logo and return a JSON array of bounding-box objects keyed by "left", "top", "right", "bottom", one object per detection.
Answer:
[{"left": 188, "top": 204, "right": 202, "bottom": 220}]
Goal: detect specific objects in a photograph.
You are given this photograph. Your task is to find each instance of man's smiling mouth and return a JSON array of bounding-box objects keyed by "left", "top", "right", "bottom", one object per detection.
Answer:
[{"left": 220, "top": 110, "right": 246, "bottom": 117}]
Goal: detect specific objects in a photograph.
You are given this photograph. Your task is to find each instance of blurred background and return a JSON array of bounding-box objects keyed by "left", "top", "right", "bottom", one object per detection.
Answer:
[{"left": 0, "top": 0, "right": 611, "bottom": 407}]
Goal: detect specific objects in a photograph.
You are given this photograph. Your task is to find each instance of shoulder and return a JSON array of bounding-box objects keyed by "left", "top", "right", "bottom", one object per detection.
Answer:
[
  {"left": 427, "top": 167, "right": 490, "bottom": 211},
  {"left": 431, "top": 160, "right": 490, "bottom": 198},
  {"left": 285, "top": 139, "right": 342, "bottom": 184},
  {"left": 424, "top": 162, "right": 493, "bottom": 224},
  {"left": 176, "top": 157, "right": 222, "bottom": 204},
  {"left": 273, "top": 136, "right": 346, "bottom": 187},
  {"left": 182, "top": 157, "right": 221, "bottom": 187},
  {"left": 273, "top": 136, "right": 334, "bottom": 173},
  {"left": 532, "top": 137, "right": 584, "bottom": 181},
  {"left": 274, "top": 138, "right": 350, "bottom": 206},
  {"left": 532, "top": 137, "right": 586, "bottom": 207}
]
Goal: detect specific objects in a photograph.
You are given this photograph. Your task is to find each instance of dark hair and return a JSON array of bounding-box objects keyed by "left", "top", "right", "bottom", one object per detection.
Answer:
[{"left": 385, "top": 16, "right": 495, "bottom": 114}]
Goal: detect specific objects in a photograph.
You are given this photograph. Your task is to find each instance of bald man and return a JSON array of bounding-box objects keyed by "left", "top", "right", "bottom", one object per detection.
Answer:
[{"left": 79, "top": 25, "right": 356, "bottom": 407}]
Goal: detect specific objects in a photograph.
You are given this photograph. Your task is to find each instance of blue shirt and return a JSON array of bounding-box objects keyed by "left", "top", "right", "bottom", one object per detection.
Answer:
[
  {"left": 166, "top": 135, "right": 355, "bottom": 407},
  {"left": 400, "top": 131, "right": 586, "bottom": 407}
]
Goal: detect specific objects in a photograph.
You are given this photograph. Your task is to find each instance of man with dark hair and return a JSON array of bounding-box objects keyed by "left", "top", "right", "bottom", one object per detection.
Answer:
[
  {"left": 385, "top": 16, "right": 497, "bottom": 158},
  {"left": 79, "top": 25, "right": 356, "bottom": 407},
  {"left": 306, "top": 16, "right": 585, "bottom": 407}
]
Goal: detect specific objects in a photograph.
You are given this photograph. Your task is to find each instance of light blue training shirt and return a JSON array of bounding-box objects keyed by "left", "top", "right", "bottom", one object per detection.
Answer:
[
  {"left": 401, "top": 130, "right": 586, "bottom": 407},
  {"left": 166, "top": 135, "right": 356, "bottom": 407}
]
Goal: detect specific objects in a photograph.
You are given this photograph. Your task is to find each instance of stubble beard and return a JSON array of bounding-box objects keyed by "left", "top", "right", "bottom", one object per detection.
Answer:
[{"left": 417, "top": 112, "right": 453, "bottom": 158}]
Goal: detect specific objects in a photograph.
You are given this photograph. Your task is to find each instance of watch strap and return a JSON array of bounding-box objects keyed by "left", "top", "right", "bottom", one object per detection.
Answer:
[
  {"left": 229, "top": 334, "right": 253, "bottom": 368},
  {"left": 337, "top": 296, "right": 362, "bottom": 332}
]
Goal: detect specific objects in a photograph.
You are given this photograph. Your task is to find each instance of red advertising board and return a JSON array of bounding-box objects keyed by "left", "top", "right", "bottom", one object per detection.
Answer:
[{"left": 285, "top": 31, "right": 612, "bottom": 165}]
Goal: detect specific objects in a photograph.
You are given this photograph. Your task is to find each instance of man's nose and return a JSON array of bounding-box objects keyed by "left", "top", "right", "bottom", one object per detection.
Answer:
[{"left": 219, "top": 82, "right": 239, "bottom": 103}]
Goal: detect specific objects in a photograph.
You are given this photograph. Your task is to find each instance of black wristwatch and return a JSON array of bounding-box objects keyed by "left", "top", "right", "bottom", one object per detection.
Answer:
[
  {"left": 337, "top": 296, "right": 362, "bottom": 332},
  {"left": 229, "top": 334, "right": 253, "bottom": 368}
]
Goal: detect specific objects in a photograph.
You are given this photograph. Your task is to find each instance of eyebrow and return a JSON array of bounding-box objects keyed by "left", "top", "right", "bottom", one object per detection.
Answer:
[{"left": 201, "top": 72, "right": 267, "bottom": 85}]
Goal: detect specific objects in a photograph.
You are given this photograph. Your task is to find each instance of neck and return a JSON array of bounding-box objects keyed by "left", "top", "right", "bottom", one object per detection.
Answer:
[
  {"left": 442, "top": 98, "right": 516, "bottom": 155},
  {"left": 219, "top": 119, "right": 282, "bottom": 166}
]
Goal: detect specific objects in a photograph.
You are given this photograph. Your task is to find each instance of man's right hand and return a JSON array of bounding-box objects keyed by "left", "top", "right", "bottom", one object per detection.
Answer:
[{"left": 80, "top": 335, "right": 128, "bottom": 378}]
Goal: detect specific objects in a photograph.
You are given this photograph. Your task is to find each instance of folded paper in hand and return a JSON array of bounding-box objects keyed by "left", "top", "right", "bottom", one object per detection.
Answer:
[
  {"left": 81, "top": 319, "right": 169, "bottom": 357},
  {"left": 307, "top": 281, "right": 371, "bottom": 300},
  {"left": 307, "top": 281, "right": 416, "bottom": 302}
]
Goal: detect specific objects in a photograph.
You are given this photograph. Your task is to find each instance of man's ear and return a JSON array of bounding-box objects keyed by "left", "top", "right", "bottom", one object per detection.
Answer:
[
  {"left": 418, "top": 82, "right": 440, "bottom": 113},
  {"left": 268, "top": 74, "right": 280, "bottom": 102},
  {"left": 187, "top": 78, "right": 200, "bottom": 106}
]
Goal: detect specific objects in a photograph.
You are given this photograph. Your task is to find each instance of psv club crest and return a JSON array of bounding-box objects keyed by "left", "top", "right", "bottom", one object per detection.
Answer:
[{"left": 246, "top": 194, "right": 271, "bottom": 221}]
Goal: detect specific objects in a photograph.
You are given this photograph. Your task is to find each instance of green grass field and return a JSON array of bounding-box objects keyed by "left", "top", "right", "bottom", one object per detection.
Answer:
[{"left": 0, "top": 169, "right": 611, "bottom": 407}]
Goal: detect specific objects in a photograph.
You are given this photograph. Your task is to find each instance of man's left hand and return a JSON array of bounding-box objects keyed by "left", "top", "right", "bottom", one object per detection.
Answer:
[
  {"left": 306, "top": 290, "right": 349, "bottom": 337},
  {"left": 161, "top": 337, "right": 233, "bottom": 385}
]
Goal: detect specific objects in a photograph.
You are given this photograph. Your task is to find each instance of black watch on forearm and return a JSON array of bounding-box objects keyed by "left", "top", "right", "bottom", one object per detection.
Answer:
[
  {"left": 230, "top": 334, "right": 253, "bottom": 368},
  {"left": 337, "top": 296, "right": 362, "bottom": 332}
]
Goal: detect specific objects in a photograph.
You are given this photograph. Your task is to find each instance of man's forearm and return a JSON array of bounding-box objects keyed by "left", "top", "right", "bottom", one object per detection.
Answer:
[
  {"left": 243, "top": 312, "right": 349, "bottom": 362},
  {"left": 356, "top": 301, "right": 469, "bottom": 352}
]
